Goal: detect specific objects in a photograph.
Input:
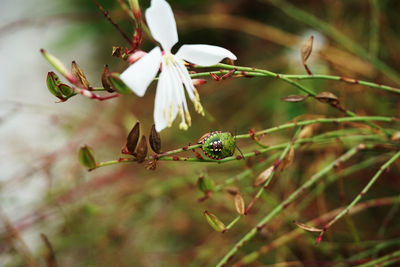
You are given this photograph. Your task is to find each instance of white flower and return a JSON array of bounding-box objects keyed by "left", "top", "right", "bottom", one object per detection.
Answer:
[{"left": 120, "top": 0, "right": 237, "bottom": 132}]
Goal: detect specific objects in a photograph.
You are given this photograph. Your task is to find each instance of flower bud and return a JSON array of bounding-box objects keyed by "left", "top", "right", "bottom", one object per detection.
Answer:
[
  {"left": 71, "top": 61, "right": 90, "bottom": 89},
  {"left": 79, "top": 145, "right": 97, "bottom": 169},
  {"left": 204, "top": 211, "right": 226, "bottom": 232},
  {"left": 41, "top": 49, "right": 76, "bottom": 84},
  {"left": 149, "top": 124, "right": 162, "bottom": 153},
  {"left": 136, "top": 136, "right": 148, "bottom": 163}
]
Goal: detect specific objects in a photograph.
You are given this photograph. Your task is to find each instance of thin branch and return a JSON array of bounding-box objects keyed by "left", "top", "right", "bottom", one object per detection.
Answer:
[
  {"left": 215, "top": 145, "right": 363, "bottom": 267},
  {"left": 316, "top": 151, "right": 400, "bottom": 243},
  {"left": 92, "top": 0, "right": 132, "bottom": 45}
]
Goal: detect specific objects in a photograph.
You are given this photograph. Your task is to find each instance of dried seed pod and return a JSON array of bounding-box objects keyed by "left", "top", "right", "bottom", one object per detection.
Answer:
[
  {"left": 101, "top": 65, "right": 114, "bottom": 92},
  {"left": 79, "top": 145, "right": 97, "bottom": 169},
  {"left": 234, "top": 193, "right": 245, "bottom": 215},
  {"left": 294, "top": 221, "right": 323, "bottom": 232},
  {"left": 254, "top": 166, "right": 274, "bottom": 186},
  {"left": 204, "top": 211, "right": 226, "bottom": 232},
  {"left": 301, "top": 35, "right": 314, "bottom": 65},
  {"left": 280, "top": 146, "right": 295, "bottom": 171},
  {"left": 136, "top": 136, "right": 148, "bottom": 163},
  {"left": 126, "top": 122, "right": 140, "bottom": 154},
  {"left": 315, "top": 92, "right": 340, "bottom": 105},
  {"left": 281, "top": 95, "right": 308, "bottom": 103},
  {"left": 71, "top": 61, "right": 90, "bottom": 89},
  {"left": 149, "top": 124, "right": 161, "bottom": 153}
]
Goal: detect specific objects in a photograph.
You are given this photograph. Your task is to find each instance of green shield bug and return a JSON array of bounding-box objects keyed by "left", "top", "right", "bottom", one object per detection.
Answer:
[{"left": 198, "top": 131, "right": 236, "bottom": 160}]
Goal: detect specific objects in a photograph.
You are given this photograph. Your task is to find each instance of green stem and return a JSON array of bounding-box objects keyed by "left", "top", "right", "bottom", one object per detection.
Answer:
[
  {"left": 215, "top": 145, "right": 363, "bottom": 267},
  {"left": 190, "top": 70, "right": 400, "bottom": 94},
  {"left": 235, "top": 116, "right": 397, "bottom": 139},
  {"left": 225, "top": 215, "right": 242, "bottom": 230},
  {"left": 356, "top": 249, "right": 400, "bottom": 267},
  {"left": 320, "top": 151, "right": 400, "bottom": 237}
]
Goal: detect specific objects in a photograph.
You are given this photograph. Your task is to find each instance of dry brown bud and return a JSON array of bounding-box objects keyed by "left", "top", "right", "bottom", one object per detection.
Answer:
[
  {"left": 301, "top": 35, "right": 314, "bottom": 65},
  {"left": 149, "top": 124, "right": 162, "bottom": 153},
  {"left": 315, "top": 91, "right": 340, "bottom": 105},
  {"left": 234, "top": 193, "right": 245, "bottom": 215},
  {"left": 281, "top": 95, "right": 308, "bottom": 102},
  {"left": 71, "top": 61, "right": 90, "bottom": 89},
  {"left": 254, "top": 166, "right": 274, "bottom": 186},
  {"left": 294, "top": 221, "right": 323, "bottom": 232},
  {"left": 101, "top": 65, "right": 114, "bottom": 92},
  {"left": 126, "top": 122, "right": 140, "bottom": 154},
  {"left": 136, "top": 136, "right": 148, "bottom": 163}
]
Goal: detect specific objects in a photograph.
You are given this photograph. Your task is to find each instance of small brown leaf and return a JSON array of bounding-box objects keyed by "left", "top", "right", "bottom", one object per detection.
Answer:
[
  {"left": 254, "top": 166, "right": 274, "bottom": 186},
  {"left": 281, "top": 95, "right": 308, "bottom": 102},
  {"left": 294, "top": 221, "right": 323, "bottom": 232},
  {"left": 136, "top": 136, "right": 148, "bottom": 163},
  {"left": 126, "top": 122, "right": 140, "bottom": 154},
  {"left": 301, "top": 36, "right": 314, "bottom": 65},
  {"left": 149, "top": 124, "right": 162, "bottom": 153},
  {"left": 315, "top": 92, "right": 340, "bottom": 105},
  {"left": 101, "top": 65, "right": 114, "bottom": 92},
  {"left": 234, "top": 193, "right": 245, "bottom": 215},
  {"left": 71, "top": 61, "right": 90, "bottom": 89},
  {"left": 280, "top": 146, "right": 295, "bottom": 171}
]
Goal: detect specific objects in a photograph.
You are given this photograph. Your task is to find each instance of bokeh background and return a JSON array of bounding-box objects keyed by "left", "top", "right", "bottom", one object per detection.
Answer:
[{"left": 1, "top": 0, "right": 399, "bottom": 266}]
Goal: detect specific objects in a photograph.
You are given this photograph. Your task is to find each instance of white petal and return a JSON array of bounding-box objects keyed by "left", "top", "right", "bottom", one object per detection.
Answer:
[
  {"left": 146, "top": 0, "right": 178, "bottom": 52},
  {"left": 172, "top": 57, "right": 195, "bottom": 100},
  {"left": 120, "top": 47, "right": 161, "bottom": 97},
  {"left": 154, "top": 70, "right": 169, "bottom": 132},
  {"left": 154, "top": 64, "right": 178, "bottom": 132},
  {"left": 175, "top": 44, "right": 236, "bottom": 66}
]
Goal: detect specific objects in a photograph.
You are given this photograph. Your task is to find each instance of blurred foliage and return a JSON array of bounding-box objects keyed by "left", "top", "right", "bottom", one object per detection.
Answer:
[{"left": 1, "top": 0, "right": 400, "bottom": 266}]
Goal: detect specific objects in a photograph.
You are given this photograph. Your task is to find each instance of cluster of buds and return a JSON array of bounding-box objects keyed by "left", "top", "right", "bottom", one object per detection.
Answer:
[{"left": 121, "top": 122, "right": 162, "bottom": 169}]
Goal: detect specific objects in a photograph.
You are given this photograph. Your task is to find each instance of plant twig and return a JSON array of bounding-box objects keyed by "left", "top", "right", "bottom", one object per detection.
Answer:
[
  {"left": 215, "top": 145, "right": 363, "bottom": 267},
  {"left": 316, "top": 151, "right": 400, "bottom": 243}
]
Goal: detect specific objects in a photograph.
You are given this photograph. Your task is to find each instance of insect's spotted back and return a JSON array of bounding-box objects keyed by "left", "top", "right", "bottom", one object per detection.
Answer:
[{"left": 198, "top": 131, "right": 236, "bottom": 160}]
